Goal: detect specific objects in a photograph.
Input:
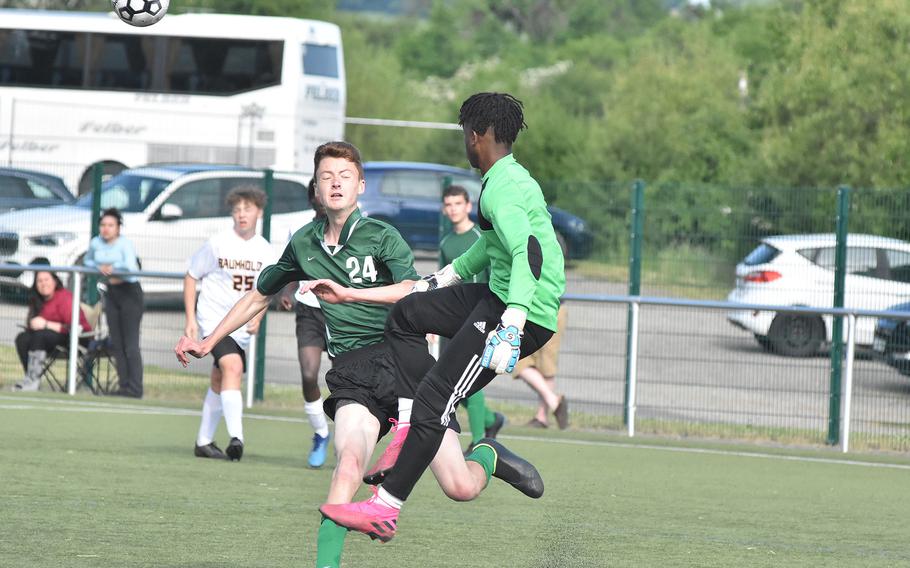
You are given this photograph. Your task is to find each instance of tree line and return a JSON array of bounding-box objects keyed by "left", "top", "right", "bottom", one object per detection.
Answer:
[{"left": 11, "top": 0, "right": 907, "bottom": 256}]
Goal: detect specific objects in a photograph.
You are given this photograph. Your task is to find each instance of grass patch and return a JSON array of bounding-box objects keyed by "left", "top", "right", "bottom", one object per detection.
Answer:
[{"left": 3, "top": 397, "right": 910, "bottom": 567}]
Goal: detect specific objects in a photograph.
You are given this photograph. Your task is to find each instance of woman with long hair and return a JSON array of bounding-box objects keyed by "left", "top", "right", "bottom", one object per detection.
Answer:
[
  {"left": 85, "top": 207, "right": 144, "bottom": 398},
  {"left": 14, "top": 270, "right": 91, "bottom": 391}
]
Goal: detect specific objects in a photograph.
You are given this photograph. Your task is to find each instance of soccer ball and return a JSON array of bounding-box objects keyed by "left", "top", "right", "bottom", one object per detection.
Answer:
[{"left": 112, "top": 0, "right": 169, "bottom": 27}]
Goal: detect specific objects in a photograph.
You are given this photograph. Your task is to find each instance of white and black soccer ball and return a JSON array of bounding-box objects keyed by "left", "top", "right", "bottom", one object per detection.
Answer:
[{"left": 112, "top": 0, "right": 170, "bottom": 27}]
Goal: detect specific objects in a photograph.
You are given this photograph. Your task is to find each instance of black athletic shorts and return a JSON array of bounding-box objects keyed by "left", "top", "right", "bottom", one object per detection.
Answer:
[
  {"left": 295, "top": 302, "right": 327, "bottom": 350},
  {"left": 211, "top": 336, "right": 246, "bottom": 372},
  {"left": 325, "top": 341, "right": 459, "bottom": 440}
]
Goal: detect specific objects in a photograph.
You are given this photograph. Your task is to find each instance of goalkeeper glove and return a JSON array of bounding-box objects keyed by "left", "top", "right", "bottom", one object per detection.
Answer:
[
  {"left": 411, "top": 263, "right": 462, "bottom": 293},
  {"left": 480, "top": 307, "right": 527, "bottom": 374}
]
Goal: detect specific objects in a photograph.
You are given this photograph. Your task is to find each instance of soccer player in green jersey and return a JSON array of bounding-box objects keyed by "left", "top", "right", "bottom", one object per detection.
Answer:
[
  {"left": 319, "top": 92, "right": 566, "bottom": 542},
  {"left": 175, "top": 141, "right": 544, "bottom": 566},
  {"left": 438, "top": 184, "right": 505, "bottom": 451}
]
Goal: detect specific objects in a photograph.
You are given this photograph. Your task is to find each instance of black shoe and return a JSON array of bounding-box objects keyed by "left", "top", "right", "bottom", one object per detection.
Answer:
[
  {"left": 473, "top": 438, "right": 544, "bottom": 499},
  {"left": 194, "top": 442, "right": 226, "bottom": 459},
  {"left": 485, "top": 412, "right": 506, "bottom": 439},
  {"left": 226, "top": 437, "right": 244, "bottom": 461}
]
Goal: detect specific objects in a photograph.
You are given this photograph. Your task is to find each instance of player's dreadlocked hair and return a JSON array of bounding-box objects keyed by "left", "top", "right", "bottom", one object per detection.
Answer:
[{"left": 458, "top": 92, "right": 527, "bottom": 145}]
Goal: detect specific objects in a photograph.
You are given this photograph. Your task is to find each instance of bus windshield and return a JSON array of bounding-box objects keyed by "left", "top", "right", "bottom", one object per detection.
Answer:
[{"left": 74, "top": 172, "right": 170, "bottom": 213}]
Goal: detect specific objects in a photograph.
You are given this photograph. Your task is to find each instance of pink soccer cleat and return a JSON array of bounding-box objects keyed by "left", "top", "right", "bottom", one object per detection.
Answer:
[
  {"left": 363, "top": 419, "right": 410, "bottom": 485},
  {"left": 319, "top": 491, "right": 399, "bottom": 543}
]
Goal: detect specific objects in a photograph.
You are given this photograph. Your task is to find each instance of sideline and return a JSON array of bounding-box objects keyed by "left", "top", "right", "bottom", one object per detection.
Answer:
[{"left": 4, "top": 394, "right": 910, "bottom": 471}]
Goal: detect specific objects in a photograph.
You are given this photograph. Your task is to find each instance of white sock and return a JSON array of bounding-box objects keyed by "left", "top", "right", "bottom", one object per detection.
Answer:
[
  {"left": 221, "top": 389, "right": 244, "bottom": 441},
  {"left": 196, "top": 388, "right": 223, "bottom": 446},
  {"left": 397, "top": 398, "right": 413, "bottom": 424},
  {"left": 305, "top": 398, "right": 330, "bottom": 438},
  {"left": 377, "top": 487, "right": 403, "bottom": 510}
]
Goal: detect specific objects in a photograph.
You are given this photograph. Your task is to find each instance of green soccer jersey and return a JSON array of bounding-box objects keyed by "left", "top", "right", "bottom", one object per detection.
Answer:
[
  {"left": 452, "top": 154, "right": 565, "bottom": 331},
  {"left": 439, "top": 225, "right": 488, "bottom": 283},
  {"left": 257, "top": 209, "right": 418, "bottom": 356}
]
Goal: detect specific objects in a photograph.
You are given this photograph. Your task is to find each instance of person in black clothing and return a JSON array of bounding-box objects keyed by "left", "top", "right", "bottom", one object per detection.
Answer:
[{"left": 84, "top": 208, "right": 144, "bottom": 398}]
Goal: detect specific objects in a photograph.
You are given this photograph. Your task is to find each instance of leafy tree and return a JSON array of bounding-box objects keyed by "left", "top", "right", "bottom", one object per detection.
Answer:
[
  {"left": 751, "top": 0, "right": 910, "bottom": 189},
  {"left": 395, "top": 1, "right": 467, "bottom": 77}
]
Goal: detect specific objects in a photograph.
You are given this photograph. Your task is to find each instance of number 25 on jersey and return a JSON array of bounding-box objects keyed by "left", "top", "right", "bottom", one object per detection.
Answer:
[
  {"left": 233, "top": 275, "right": 254, "bottom": 291},
  {"left": 346, "top": 256, "right": 377, "bottom": 284}
]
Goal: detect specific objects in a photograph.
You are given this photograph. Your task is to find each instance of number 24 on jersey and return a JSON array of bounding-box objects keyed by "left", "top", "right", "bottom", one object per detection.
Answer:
[{"left": 346, "top": 256, "right": 377, "bottom": 284}]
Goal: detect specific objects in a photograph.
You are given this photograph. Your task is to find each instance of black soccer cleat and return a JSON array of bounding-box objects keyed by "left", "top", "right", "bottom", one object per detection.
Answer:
[
  {"left": 474, "top": 438, "right": 544, "bottom": 499},
  {"left": 485, "top": 412, "right": 506, "bottom": 439},
  {"left": 226, "top": 437, "right": 244, "bottom": 462},
  {"left": 194, "top": 442, "right": 227, "bottom": 460}
]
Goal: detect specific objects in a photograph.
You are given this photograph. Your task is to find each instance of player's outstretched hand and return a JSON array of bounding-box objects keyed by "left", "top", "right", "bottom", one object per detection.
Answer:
[
  {"left": 175, "top": 335, "right": 208, "bottom": 367},
  {"left": 480, "top": 307, "right": 528, "bottom": 374},
  {"left": 411, "top": 264, "right": 462, "bottom": 293},
  {"left": 302, "top": 279, "right": 350, "bottom": 304}
]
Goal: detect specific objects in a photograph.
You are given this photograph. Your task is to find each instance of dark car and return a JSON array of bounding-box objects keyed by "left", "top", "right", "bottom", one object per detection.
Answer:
[
  {"left": 358, "top": 161, "right": 593, "bottom": 259},
  {"left": 873, "top": 302, "right": 910, "bottom": 375},
  {"left": 0, "top": 167, "right": 74, "bottom": 213}
]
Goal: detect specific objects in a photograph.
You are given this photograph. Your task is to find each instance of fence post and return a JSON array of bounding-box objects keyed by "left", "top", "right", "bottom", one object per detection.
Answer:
[
  {"left": 66, "top": 271, "right": 82, "bottom": 396},
  {"left": 841, "top": 314, "right": 857, "bottom": 453},
  {"left": 87, "top": 164, "right": 102, "bottom": 305},
  {"left": 624, "top": 180, "right": 644, "bottom": 426},
  {"left": 253, "top": 169, "right": 274, "bottom": 402},
  {"left": 827, "top": 185, "right": 850, "bottom": 445}
]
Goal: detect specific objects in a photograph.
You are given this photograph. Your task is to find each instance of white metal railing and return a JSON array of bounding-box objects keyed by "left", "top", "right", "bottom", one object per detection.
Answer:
[
  {"left": 563, "top": 293, "right": 910, "bottom": 453},
  {"left": 0, "top": 263, "right": 263, "bottom": 409},
  {"left": 6, "top": 263, "right": 910, "bottom": 451}
]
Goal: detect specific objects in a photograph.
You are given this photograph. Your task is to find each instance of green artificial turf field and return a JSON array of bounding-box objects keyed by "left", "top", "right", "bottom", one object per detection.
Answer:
[{"left": 3, "top": 393, "right": 910, "bottom": 568}]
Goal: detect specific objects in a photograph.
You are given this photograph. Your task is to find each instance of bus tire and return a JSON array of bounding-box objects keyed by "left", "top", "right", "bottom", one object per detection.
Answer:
[{"left": 78, "top": 161, "right": 127, "bottom": 196}]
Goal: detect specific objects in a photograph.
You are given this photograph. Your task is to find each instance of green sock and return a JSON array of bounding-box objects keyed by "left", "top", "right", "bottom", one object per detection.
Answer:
[
  {"left": 316, "top": 517, "right": 347, "bottom": 568},
  {"left": 483, "top": 406, "right": 496, "bottom": 429},
  {"left": 466, "top": 443, "right": 496, "bottom": 483},
  {"left": 464, "top": 392, "right": 487, "bottom": 444}
]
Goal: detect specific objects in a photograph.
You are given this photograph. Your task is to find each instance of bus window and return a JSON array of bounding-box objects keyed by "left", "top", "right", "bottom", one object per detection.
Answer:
[
  {"left": 0, "top": 30, "right": 32, "bottom": 84},
  {"left": 166, "top": 38, "right": 199, "bottom": 92},
  {"left": 165, "top": 37, "right": 282, "bottom": 95},
  {"left": 0, "top": 30, "right": 82, "bottom": 87},
  {"left": 302, "top": 43, "right": 338, "bottom": 78},
  {"left": 90, "top": 34, "right": 149, "bottom": 90}
]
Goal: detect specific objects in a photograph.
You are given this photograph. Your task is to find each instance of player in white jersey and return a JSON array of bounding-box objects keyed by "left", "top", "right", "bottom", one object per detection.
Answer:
[{"left": 184, "top": 185, "right": 275, "bottom": 462}]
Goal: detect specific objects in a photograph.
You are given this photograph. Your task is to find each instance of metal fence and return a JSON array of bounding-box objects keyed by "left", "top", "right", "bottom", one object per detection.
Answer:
[
  {"left": 1, "top": 163, "right": 909, "bottom": 452},
  {"left": 3, "top": 263, "right": 909, "bottom": 453}
]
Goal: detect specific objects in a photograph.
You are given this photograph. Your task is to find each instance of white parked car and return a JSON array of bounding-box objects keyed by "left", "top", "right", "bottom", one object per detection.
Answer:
[
  {"left": 0, "top": 165, "right": 315, "bottom": 294},
  {"left": 727, "top": 234, "right": 910, "bottom": 356}
]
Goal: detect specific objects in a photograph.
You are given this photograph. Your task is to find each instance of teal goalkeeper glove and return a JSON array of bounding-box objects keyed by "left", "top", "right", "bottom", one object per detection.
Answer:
[{"left": 480, "top": 308, "right": 527, "bottom": 374}]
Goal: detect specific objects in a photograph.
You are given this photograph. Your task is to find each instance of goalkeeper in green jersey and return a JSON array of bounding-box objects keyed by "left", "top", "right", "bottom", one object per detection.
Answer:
[
  {"left": 437, "top": 184, "right": 505, "bottom": 451},
  {"left": 319, "top": 92, "right": 566, "bottom": 542}
]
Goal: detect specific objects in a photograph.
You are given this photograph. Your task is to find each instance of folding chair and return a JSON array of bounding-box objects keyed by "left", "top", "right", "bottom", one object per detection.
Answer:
[{"left": 40, "top": 300, "right": 119, "bottom": 395}]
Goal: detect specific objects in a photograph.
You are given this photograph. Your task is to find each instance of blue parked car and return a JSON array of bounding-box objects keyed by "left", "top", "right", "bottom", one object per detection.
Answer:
[
  {"left": 358, "top": 162, "right": 593, "bottom": 259},
  {"left": 873, "top": 301, "right": 910, "bottom": 376}
]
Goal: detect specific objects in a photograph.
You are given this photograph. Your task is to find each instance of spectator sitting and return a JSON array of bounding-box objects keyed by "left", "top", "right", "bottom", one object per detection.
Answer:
[{"left": 14, "top": 270, "right": 91, "bottom": 391}]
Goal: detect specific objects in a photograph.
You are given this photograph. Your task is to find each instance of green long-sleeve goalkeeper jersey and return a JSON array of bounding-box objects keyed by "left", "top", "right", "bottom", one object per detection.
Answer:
[
  {"left": 257, "top": 209, "right": 418, "bottom": 356},
  {"left": 452, "top": 154, "right": 565, "bottom": 331}
]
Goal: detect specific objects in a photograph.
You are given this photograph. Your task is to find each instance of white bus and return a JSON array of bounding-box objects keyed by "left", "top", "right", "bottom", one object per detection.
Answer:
[{"left": 0, "top": 9, "right": 345, "bottom": 194}]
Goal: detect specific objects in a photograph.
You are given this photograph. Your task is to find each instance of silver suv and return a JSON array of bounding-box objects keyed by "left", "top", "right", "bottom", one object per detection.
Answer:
[{"left": 0, "top": 164, "right": 314, "bottom": 294}]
